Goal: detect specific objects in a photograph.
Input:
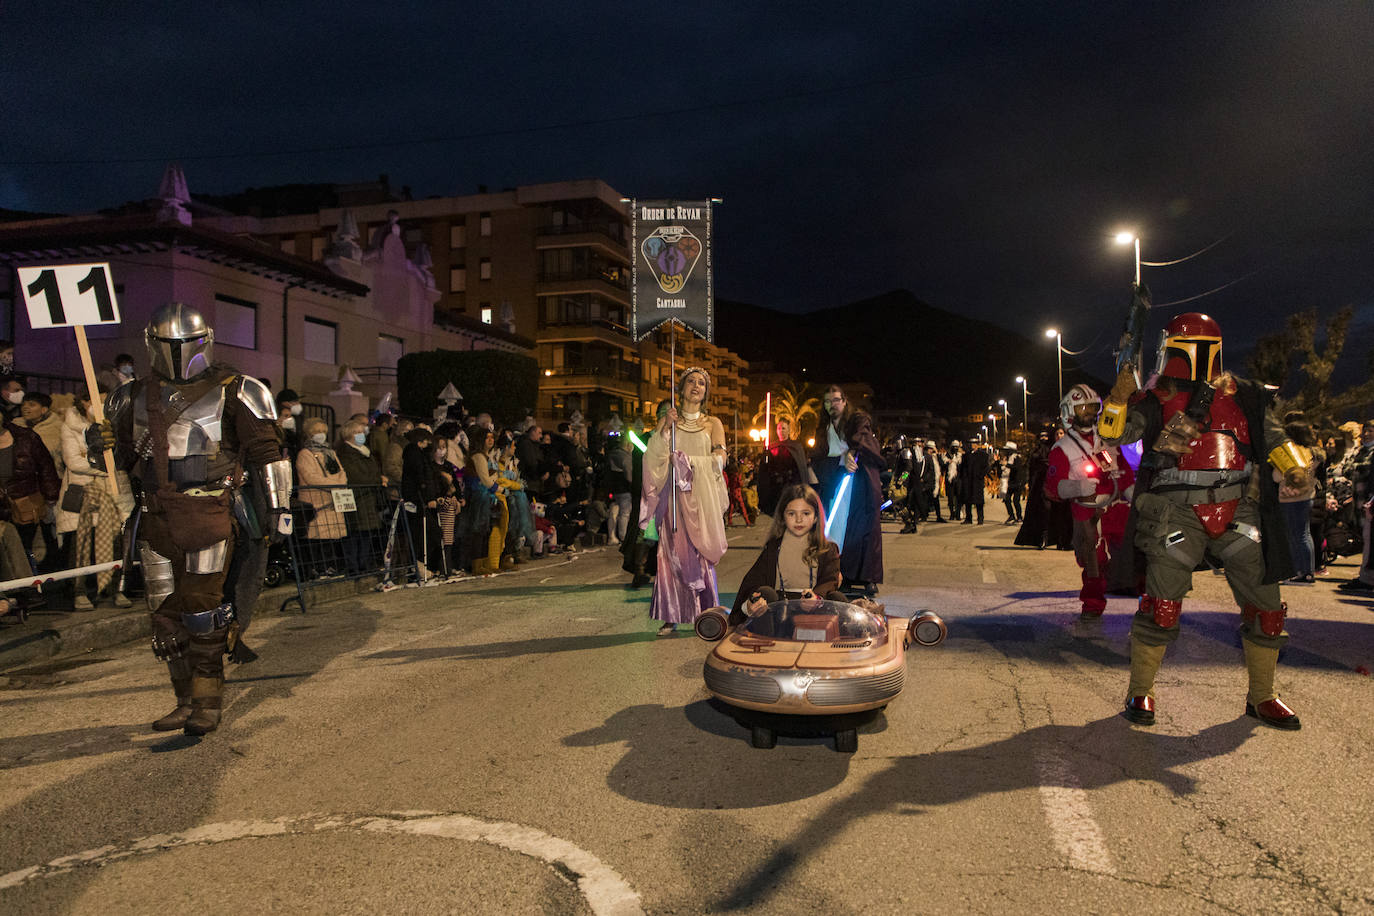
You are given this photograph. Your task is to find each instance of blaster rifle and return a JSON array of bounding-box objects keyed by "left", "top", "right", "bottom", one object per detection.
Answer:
[{"left": 1114, "top": 282, "right": 1153, "bottom": 390}]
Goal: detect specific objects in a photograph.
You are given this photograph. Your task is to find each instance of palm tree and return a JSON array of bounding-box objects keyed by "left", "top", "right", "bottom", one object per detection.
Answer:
[{"left": 752, "top": 381, "right": 823, "bottom": 440}]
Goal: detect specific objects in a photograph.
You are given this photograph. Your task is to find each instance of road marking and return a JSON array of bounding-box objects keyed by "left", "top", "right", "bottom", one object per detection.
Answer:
[
  {"left": 0, "top": 811, "right": 644, "bottom": 915},
  {"left": 588, "top": 572, "right": 622, "bottom": 585},
  {"left": 1034, "top": 739, "right": 1115, "bottom": 874}
]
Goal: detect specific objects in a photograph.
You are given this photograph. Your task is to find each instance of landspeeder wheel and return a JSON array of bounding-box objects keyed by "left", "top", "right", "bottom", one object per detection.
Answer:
[
  {"left": 750, "top": 726, "right": 776, "bottom": 749},
  {"left": 834, "top": 728, "right": 858, "bottom": 753},
  {"left": 911, "top": 611, "right": 947, "bottom": 647},
  {"left": 694, "top": 608, "right": 729, "bottom": 642}
]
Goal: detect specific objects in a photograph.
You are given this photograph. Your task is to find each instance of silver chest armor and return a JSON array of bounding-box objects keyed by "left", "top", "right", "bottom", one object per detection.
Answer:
[{"left": 132, "top": 382, "right": 227, "bottom": 461}]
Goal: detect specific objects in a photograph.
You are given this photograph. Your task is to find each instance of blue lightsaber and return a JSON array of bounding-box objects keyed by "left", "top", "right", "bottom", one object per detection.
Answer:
[{"left": 825, "top": 472, "right": 854, "bottom": 541}]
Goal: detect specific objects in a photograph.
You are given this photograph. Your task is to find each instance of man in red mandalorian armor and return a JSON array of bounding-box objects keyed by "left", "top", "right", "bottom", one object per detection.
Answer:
[
  {"left": 1044, "top": 384, "right": 1134, "bottom": 617},
  {"left": 1099, "top": 313, "right": 1310, "bottom": 730}
]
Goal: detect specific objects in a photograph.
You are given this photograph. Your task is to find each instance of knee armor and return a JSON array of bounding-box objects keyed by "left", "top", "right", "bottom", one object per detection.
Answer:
[
  {"left": 1243, "top": 602, "right": 1287, "bottom": 638},
  {"left": 1142, "top": 594, "right": 1182, "bottom": 629},
  {"left": 141, "top": 545, "right": 175, "bottom": 611}
]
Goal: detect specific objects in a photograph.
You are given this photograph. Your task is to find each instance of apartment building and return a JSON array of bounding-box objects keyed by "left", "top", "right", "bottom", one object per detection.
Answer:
[{"left": 204, "top": 177, "right": 749, "bottom": 428}]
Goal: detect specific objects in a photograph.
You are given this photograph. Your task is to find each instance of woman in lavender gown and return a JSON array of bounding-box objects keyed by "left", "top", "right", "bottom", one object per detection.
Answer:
[{"left": 641, "top": 367, "right": 729, "bottom": 635}]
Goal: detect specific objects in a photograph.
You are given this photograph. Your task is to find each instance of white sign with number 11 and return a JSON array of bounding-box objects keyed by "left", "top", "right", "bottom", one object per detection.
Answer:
[{"left": 17, "top": 262, "right": 121, "bottom": 329}]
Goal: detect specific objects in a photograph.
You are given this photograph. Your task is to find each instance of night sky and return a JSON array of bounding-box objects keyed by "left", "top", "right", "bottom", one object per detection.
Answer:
[{"left": 5, "top": 2, "right": 1373, "bottom": 381}]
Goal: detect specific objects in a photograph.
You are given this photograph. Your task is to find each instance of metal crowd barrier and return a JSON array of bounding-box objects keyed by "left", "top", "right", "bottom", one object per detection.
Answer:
[{"left": 278, "top": 483, "right": 420, "bottom": 612}]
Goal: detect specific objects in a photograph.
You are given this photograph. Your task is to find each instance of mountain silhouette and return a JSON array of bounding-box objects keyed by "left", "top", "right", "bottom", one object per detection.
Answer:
[{"left": 716, "top": 290, "right": 1105, "bottom": 423}]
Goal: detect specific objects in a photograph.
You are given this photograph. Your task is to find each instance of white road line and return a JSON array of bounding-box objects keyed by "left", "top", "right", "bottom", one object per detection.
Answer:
[
  {"left": 0, "top": 811, "right": 645, "bottom": 915},
  {"left": 588, "top": 572, "right": 622, "bottom": 585},
  {"left": 1033, "top": 739, "right": 1115, "bottom": 874}
]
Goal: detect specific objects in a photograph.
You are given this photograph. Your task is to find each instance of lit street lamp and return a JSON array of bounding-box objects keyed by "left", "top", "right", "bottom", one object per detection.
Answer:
[
  {"left": 1045, "top": 328, "right": 1063, "bottom": 400},
  {"left": 1014, "top": 376, "right": 1028, "bottom": 430},
  {"left": 1115, "top": 231, "right": 1141, "bottom": 287},
  {"left": 986, "top": 410, "right": 998, "bottom": 445},
  {"left": 997, "top": 399, "right": 1009, "bottom": 442}
]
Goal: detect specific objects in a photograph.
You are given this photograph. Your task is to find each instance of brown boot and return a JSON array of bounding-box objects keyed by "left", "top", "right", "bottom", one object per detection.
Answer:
[
  {"left": 151, "top": 661, "right": 193, "bottom": 731},
  {"left": 183, "top": 676, "right": 223, "bottom": 736}
]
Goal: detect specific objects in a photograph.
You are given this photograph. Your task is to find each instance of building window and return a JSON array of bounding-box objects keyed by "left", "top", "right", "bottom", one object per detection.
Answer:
[
  {"left": 479, "top": 257, "right": 492, "bottom": 280},
  {"left": 303, "top": 317, "right": 337, "bottom": 364},
  {"left": 215, "top": 294, "right": 257, "bottom": 349},
  {"left": 479, "top": 212, "right": 492, "bottom": 237},
  {"left": 311, "top": 236, "right": 325, "bottom": 261},
  {"left": 378, "top": 334, "right": 404, "bottom": 369},
  {"left": 404, "top": 227, "right": 423, "bottom": 245},
  {"left": 449, "top": 266, "right": 466, "bottom": 292},
  {"left": 280, "top": 237, "right": 296, "bottom": 256},
  {"left": 480, "top": 307, "right": 493, "bottom": 324},
  {"left": 449, "top": 224, "right": 465, "bottom": 249}
]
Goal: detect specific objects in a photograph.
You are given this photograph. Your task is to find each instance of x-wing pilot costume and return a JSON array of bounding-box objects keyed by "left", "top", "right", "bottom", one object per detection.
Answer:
[
  {"left": 1044, "top": 384, "right": 1134, "bottom": 617},
  {"left": 1099, "top": 313, "right": 1310, "bottom": 730},
  {"left": 102, "top": 303, "right": 291, "bottom": 735}
]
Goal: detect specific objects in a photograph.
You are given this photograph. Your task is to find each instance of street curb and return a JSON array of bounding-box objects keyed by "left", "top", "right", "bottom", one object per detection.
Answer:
[{"left": 0, "top": 584, "right": 302, "bottom": 674}]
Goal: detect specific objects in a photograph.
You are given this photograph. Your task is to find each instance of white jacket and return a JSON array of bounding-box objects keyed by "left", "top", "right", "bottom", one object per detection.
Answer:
[{"left": 56, "top": 407, "right": 134, "bottom": 534}]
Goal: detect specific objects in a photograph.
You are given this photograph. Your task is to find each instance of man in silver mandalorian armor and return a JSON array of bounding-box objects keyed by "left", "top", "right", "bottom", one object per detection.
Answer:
[{"left": 101, "top": 303, "right": 291, "bottom": 736}]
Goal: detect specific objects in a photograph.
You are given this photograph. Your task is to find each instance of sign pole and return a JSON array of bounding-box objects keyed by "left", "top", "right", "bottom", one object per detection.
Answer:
[
  {"left": 72, "top": 325, "right": 120, "bottom": 498},
  {"left": 669, "top": 322, "right": 677, "bottom": 533}
]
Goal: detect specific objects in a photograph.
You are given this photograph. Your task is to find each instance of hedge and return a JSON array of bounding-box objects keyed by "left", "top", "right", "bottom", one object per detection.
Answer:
[{"left": 397, "top": 349, "right": 540, "bottom": 427}]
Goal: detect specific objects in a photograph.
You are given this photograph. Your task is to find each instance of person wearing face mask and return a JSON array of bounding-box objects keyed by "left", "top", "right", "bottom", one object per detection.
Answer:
[
  {"left": 275, "top": 389, "right": 304, "bottom": 459},
  {"left": 1, "top": 379, "right": 26, "bottom": 423},
  {"left": 0, "top": 341, "right": 15, "bottom": 384},
  {"left": 19, "top": 393, "right": 65, "bottom": 572},
  {"left": 0, "top": 390, "right": 61, "bottom": 564},
  {"left": 295, "top": 416, "right": 349, "bottom": 577},
  {"left": 58, "top": 386, "right": 135, "bottom": 609},
  {"left": 335, "top": 418, "right": 384, "bottom": 578},
  {"left": 98, "top": 353, "right": 137, "bottom": 394},
  {"left": 401, "top": 427, "right": 443, "bottom": 581}
]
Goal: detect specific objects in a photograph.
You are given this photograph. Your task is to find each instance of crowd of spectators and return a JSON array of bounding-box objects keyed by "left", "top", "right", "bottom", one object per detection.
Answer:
[{"left": 1, "top": 331, "right": 1371, "bottom": 622}]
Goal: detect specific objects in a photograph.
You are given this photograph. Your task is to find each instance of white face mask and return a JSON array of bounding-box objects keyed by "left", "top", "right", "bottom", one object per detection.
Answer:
[
  {"left": 353, "top": 432, "right": 367, "bottom": 445},
  {"left": 118, "top": 364, "right": 134, "bottom": 377},
  {"left": 5, "top": 390, "right": 23, "bottom": 405},
  {"left": 310, "top": 433, "right": 327, "bottom": 446},
  {"left": 290, "top": 403, "right": 303, "bottom": 416}
]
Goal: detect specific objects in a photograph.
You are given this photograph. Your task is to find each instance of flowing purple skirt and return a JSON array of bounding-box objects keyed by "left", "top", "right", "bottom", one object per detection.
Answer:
[{"left": 649, "top": 501, "right": 719, "bottom": 624}]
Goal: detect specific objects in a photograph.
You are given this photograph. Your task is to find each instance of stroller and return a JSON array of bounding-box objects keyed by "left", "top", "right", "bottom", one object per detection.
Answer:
[{"left": 1322, "top": 477, "right": 1365, "bottom": 565}]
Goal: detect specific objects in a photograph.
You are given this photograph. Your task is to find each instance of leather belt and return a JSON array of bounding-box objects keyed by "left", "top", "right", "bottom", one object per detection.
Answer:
[{"left": 1151, "top": 465, "right": 1250, "bottom": 487}]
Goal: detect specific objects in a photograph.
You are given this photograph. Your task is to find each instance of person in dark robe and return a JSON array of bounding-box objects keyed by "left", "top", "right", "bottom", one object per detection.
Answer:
[
  {"left": 808, "top": 384, "right": 883, "bottom": 592},
  {"left": 757, "top": 417, "right": 811, "bottom": 516}
]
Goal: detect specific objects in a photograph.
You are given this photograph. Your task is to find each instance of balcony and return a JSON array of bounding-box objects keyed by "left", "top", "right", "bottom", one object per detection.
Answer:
[
  {"left": 535, "top": 222, "right": 629, "bottom": 259},
  {"left": 540, "top": 366, "right": 641, "bottom": 398},
  {"left": 536, "top": 319, "right": 633, "bottom": 347},
  {"left": 536, "top": 270, "right": 631, "bottom": 306}
]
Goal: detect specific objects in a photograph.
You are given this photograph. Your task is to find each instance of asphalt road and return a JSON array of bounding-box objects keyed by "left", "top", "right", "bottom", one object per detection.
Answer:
[{"left": 1, "top": 510, "right": 1372, "bottom": 915}]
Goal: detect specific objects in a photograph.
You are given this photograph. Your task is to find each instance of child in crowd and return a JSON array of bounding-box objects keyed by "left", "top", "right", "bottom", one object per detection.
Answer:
[
  {"left": 729, "top": 483, "right": 842, "bottom": 624},
  {"left": 435, "top": 470, "right": 463, "bottom": 581}
]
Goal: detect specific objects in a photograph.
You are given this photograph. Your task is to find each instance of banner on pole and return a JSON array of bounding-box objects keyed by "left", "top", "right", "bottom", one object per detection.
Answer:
[{"left": 630, "top": 200, "right": 712, "bottom": 342}]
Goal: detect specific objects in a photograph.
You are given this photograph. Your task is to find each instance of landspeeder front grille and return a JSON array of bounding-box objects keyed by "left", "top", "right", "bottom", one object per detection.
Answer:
[
  {"left": 704, "top": 663, "right": 783, "bottom": 704},
  {"left": 806, "top": 668, "right": 905, "bottom": 706}
]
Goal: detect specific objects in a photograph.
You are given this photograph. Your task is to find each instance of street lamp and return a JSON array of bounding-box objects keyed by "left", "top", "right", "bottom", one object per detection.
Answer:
[
  {"left": 997, "top": 399, "right": 1008, "bottom": 442},
  {"left": 1014, "top": 376, "right": 1028, "bottom": 430},
  {"left": 1045, "top": 328, "right": 1063, "bottom": 400},
  {"left": 986, "top": 410, "right": 998, "bottom": 445},
  {"left": 1115, "top": 231, "right": 1141, "bottom": 287}
]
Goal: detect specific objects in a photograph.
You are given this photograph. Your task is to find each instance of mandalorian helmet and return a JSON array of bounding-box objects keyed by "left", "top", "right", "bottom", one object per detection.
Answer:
[
  {"left": 1155, "top": 312, "right": 1222, "bottom": 382},
  {"left": 146, "top": 302, "right": 214, "bottom": 382},
  {"left": 1059, "top": 383, "right": 1101, "bottom": 431}
]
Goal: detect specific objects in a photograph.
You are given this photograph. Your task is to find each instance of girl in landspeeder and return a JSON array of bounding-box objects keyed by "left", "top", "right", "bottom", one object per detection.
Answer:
[{"left": 729, "top": 483, "right": 842, "bottom": 625}]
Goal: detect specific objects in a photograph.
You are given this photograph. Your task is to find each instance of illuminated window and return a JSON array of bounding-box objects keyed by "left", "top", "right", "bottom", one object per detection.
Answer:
[{"left": 480, "top": 306, "right": 493, "bottom": 324}]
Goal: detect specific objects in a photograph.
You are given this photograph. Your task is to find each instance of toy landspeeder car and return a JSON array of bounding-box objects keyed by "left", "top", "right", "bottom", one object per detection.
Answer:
[{"left": 694, "top": 597, "right": 946, "bottom": 752}]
